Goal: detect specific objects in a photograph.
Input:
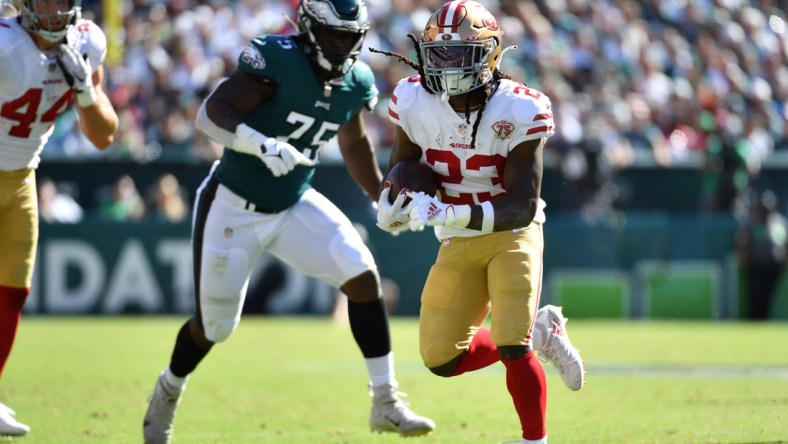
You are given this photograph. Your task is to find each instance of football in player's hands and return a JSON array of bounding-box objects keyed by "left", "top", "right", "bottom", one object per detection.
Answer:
[{"left": 384, "top": 160, "right": 438, "bottom": 204}]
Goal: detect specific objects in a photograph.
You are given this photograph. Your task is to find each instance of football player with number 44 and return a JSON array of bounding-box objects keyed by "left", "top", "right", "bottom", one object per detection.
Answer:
[
  {"left": 373, "top": 1, "right": 585, "bottom": 442},
  {"left": 0, "top": 0, "right": 118, "bottom": 436}
]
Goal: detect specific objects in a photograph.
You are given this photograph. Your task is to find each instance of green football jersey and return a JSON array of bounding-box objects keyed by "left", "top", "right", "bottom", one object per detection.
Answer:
[{"left": 215, "top": 34, "right": 378, "bottom": 211}]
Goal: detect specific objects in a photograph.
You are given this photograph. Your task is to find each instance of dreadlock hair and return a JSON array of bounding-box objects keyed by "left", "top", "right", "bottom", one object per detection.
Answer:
[{"left": 369, "top": 34, "right": 513, "bottom": 149}]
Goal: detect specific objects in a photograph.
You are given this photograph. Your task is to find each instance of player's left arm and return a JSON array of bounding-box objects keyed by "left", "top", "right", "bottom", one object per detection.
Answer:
[
  {"left": 337, "top": 110, "right": 382, "bottom": 201},
  {"left": 441, "top": 137, "right": 544, "bottom": 232},
  {"left": 74, "top": 63, "right": 118, "bottom": 149},
  {"left": 482, "top": 136, "right": 545, "bottom": 230}
]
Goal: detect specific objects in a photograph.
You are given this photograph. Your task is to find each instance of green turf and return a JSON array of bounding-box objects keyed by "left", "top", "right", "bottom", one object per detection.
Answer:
[{"left": 1, "top": 317, "right": 787, "bottom": 443}]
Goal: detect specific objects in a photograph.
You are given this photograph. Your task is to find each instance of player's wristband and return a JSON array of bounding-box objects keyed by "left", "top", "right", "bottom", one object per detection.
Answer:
[
  {"left": 76, "top": 87, "right": 97, "bottom": 108},
  {"left": 481, "top": 201, "right": 494, "bottom": 233},
  {"left": 445, "top": 204, "right": 472, "bottom": 229},
  {"left": 232, "top": 123, "right": 268, "bottom": 158}
]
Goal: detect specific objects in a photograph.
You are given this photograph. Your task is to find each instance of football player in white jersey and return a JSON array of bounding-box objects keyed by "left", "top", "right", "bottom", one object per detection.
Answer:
[
  {"left": 0, "top": 0, "right": 118, "bottom": 435},
  {"left": 373, "top": 1, "right": 585, "bottom": 442}
]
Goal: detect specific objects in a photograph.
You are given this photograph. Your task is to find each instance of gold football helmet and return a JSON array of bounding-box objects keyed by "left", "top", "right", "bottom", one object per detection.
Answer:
[{"left": 420, "top": 0, "right": 503, "bottom": 97}]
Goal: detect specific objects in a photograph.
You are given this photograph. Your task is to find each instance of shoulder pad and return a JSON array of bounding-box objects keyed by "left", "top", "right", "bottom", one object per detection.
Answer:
[
  {"left": 71, "top": 19, "right": 108, "bottom": 71},
  {"left": 391, "top": 75, "right": 423, "bottom": 113},
  {"left": 238, "top": 35, "right": 296, "bottom": 77},
  {"left": 502, "top": 82, "right": 552, "bottom": 125},
  {"left": 350, "top": 60, "right": 375, "bottom": 89},
  {"left": 349, "top": 60, "right": 378, "bottom": 109},
  {"left": 0, "top": 18, "right": 25, "bottom": 57}
]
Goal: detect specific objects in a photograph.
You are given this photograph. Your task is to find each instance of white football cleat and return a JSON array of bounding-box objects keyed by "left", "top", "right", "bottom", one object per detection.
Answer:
[
  {"left": 0, "top": 403, "right": 14, "bottom": 415},
  {"left": 535, "top": 305, "right": 586, "bottom": 391},
  {"left": 143, "top": 372, "right": 185, "bottom": 444},
  {"left": 0, "top": 402, "right": 29, "bottom": 436},
  {"left": 369, "top": 382, "right": 435, "bottom": 436}
]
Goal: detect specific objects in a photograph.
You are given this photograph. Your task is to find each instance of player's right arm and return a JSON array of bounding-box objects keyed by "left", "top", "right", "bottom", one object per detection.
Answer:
[
  {"left": 202, "top": 69, "right": 273, "bottom": 135},
  {"left": 72, "top": 60, "right": 118, "bottom": 149},
  {"left": 375, "top": 77, "right": 428, "bottom": 233},
  {"left": 382, "top": 78, "right": 424, "bottom": 188},
  {"left": 376, "top": 114, "right": 423, "bottom": 234},
  {"left": 196, "top": 69, "right": 314, "bottom": 176},
  {"left": 374, "top": 125, "right": 419, "bottom": 234},
  {"left": 385, "top": 126, "right": 423, "bottom": 179},
  {"left": 57, "top": 20, "right": 118, "bottom": 149}
]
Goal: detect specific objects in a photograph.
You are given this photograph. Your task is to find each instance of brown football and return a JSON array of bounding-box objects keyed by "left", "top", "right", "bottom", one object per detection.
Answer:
[{"left": 384, "top": 159, "right": 438, "bottom": 204}]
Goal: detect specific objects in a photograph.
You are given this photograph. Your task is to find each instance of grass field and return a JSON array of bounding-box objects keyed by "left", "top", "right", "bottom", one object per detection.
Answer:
[{"left": 0, "top": 316, "right": 786, "bottom": 444}]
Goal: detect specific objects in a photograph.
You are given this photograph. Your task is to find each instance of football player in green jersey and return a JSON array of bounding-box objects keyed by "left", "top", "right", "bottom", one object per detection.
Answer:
[{"left": 142, "top": 1, "right": 435, "bottom": 442}]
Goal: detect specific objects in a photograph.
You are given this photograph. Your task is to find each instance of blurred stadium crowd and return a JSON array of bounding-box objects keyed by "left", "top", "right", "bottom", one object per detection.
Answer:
[{"left": 38, "top": 0, "right": 788, "bottom": 220}]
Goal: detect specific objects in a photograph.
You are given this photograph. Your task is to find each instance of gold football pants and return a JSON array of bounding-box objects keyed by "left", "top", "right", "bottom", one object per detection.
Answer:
[
  {"left": 0, "top": 168, "right": 38, "bottom": 288},
  {"left": 419, "top": 224, "right": 543, "bottom": 368}
]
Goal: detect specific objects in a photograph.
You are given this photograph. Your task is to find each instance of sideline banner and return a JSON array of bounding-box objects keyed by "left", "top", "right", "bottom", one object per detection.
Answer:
[
  {"left": 28, "top": 221, "right": 364, "bottom": 316},
  {"left": 28, "top": 215, "right": 788, "bottom": 319}
]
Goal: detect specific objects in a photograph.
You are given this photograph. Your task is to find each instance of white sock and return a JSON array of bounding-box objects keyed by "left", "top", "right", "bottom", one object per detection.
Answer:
[
  {"left": 524, "top": 436, "right": 547, "bottom": 443},
  {"left": 366, "top": 352, "right": 395, "bottom": 387},
  {"left": 162, "top": 367, "right": 188, "bottom": 393}
]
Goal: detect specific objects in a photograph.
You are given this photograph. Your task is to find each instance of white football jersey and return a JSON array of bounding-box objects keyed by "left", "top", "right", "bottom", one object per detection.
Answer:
[
  {"left": 389, "top": 76, "right": 554, "bottom": 240},
  {"left": 0, "top": 17, "right": 107, "bottom": 171}
]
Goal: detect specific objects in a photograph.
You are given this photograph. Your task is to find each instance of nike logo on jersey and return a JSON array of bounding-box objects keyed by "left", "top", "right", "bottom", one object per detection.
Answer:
[{"left": 314, "top": 100, "right": 331, "bottom": 110}]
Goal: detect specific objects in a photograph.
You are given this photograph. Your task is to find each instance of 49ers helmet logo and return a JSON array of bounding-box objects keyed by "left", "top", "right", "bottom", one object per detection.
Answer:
[
  {"left": 482, "top": 15, "right": 499, "bottom": 30},
  {"left": 491, "top": 119, "right": 515, "bottom": 140}
]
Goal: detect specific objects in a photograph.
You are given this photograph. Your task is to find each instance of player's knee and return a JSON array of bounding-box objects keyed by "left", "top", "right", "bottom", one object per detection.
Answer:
[
  {"left": 497, "top": 344, "right": 531, "bottom": 361},
  {"left": 202, "top": 318, "right": 237, "bottom": 343},
  {"left": 428, "top": 352, "right": 465, "bottom": 377},
  {"left": 200, "top": 292, "right": 243, "bottom": 342},
  {"left": 428, "top": 365, "right": 453, "bottom": 377},
  {"left": 200, "top": 292, "right": 242, "bottom": 343},
  {"left": 198, "top": 247, "right": 248, "bottom": 342},
  {"left": 423, "top": 347, "right": 465, "bottom": 377},
  {"left": 341, "top": 269, "right": 381, "bottom": 304}
]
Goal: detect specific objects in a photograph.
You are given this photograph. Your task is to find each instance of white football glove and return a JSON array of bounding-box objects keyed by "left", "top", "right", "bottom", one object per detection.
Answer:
[
  {"left": 407, "top": 191, "right": 471, "bottom": 232},
  {"left": 56, "top": 44, "right": 97, "bottom": 108},
  {"left": 376, "top": 182, "right": 410, "bottom": 234},
  {"left": 232, "top": 123, "right": 317, "bottom": 177}
]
